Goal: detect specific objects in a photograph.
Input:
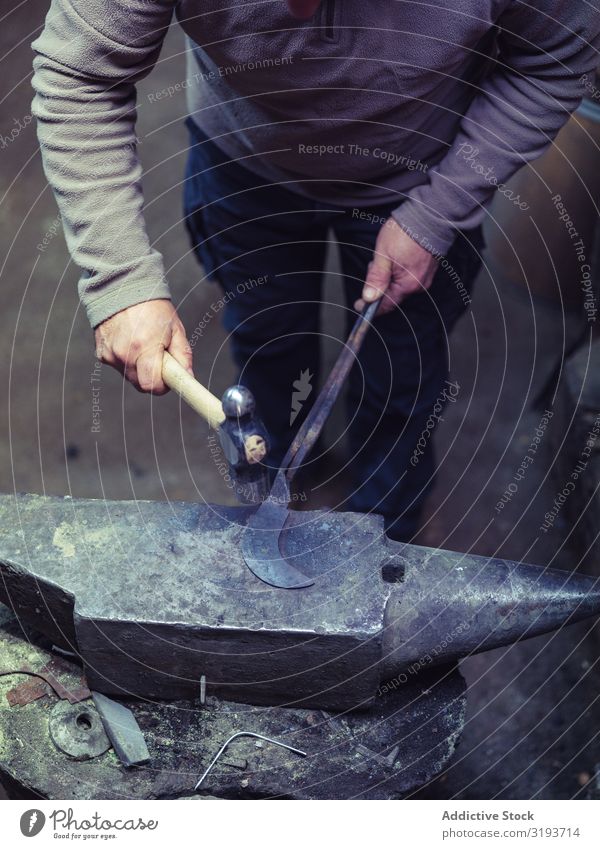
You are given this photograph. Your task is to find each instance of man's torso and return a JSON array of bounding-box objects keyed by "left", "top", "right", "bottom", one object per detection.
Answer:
[{"left": 177, "top": 0, "right": 503, "bottom": 204}]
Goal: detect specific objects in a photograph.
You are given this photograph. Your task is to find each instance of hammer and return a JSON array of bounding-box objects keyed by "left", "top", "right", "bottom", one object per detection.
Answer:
[{"left": 161, "top": 352, "right": 270, "bottom": 504}]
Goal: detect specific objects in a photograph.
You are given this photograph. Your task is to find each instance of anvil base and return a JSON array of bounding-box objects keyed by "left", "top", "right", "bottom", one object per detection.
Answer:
[{"left": 0, "top": 606, "right": 466, "bottom": 800}]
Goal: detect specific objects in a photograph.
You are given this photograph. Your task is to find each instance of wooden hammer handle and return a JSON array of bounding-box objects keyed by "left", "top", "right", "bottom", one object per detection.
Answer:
[{"left": 162, "top": 352, "right": 225, "bottom": 430}]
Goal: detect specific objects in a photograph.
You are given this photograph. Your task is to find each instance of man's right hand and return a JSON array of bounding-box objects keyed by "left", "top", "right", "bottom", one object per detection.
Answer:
[{"left": 94, "top": 299, "right": 193, "bottom": 394}]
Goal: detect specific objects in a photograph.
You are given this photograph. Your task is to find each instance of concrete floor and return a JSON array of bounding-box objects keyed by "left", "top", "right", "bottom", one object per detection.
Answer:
[{"left": 1, "top": 1, "right": 599, "bottom": 800}]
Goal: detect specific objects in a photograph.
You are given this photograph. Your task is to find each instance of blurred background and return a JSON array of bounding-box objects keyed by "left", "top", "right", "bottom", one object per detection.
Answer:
[{"left": 2, "top": 1, "right": 600, "bottom": 799}]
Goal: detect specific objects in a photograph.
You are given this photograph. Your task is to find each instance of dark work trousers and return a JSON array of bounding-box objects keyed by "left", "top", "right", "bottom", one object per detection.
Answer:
[{"left": 183, "top": 120, "right": 484, "bottom": 540}]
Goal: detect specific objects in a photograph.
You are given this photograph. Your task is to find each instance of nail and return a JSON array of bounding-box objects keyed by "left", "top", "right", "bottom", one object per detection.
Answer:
[{"left": 363, "top": 286, "right": 378, "bottom": 301}]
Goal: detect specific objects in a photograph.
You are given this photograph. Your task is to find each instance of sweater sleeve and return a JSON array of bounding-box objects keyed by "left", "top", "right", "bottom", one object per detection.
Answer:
[
  {"left": 392, "top": 0, "right": 600, "bottom": 257},
  {"left": 31, "top": 0, "right": 176, "bottom": 327}
]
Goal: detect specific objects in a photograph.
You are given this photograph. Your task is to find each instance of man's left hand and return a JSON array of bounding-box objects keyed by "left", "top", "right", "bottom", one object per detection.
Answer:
[{"left": 355, "top": 218, "right": 439, "bottom": 315}]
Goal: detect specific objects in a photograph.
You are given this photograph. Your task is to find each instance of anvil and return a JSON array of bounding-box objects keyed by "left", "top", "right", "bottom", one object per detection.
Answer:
[{"left": 0, "top": 493, "right": 598, "bottom": 712}]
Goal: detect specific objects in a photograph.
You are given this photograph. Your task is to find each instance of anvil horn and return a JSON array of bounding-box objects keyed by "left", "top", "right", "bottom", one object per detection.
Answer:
[{"left": 382, "top": 553, "right": 600, "bottom": 679}]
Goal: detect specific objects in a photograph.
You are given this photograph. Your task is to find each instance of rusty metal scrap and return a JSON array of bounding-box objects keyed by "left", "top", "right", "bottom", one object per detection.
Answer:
[{"left": 2, "top": 657, "right": 91, "bottom": 707}]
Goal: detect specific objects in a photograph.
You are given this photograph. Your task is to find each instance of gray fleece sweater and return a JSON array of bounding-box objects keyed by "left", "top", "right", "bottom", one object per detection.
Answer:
[{"left": 31, "top": 1, "right": 600, "bottom": 328}]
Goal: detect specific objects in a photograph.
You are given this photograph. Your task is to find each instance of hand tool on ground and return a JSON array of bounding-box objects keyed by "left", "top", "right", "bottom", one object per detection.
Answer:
[
  {"left": 2, "top": 494, "right": 599, "bottom": 712},
  {"left": 194, "top": 731, "right": 307, "bottom": 790},
  {"left": 161, "top": 352, "right": 270, "bottom": 504},
  {"left": 241, "top": 298, "right": 382, "bottom": 588}
]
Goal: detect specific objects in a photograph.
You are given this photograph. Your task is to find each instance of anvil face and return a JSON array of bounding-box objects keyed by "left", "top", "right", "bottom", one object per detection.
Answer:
[{"left": 0, "top": 494, "right": 395, "bottom": 710}]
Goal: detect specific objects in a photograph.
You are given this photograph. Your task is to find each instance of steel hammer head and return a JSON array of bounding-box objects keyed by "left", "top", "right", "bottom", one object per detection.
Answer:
[{"left": 219, "top": 386, "right": 271, "bottom": 504}]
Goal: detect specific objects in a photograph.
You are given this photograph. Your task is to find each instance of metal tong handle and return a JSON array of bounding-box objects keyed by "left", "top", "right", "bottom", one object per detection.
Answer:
[{"left": 280, "top": 297, "right": 382, "bottom": 485}]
